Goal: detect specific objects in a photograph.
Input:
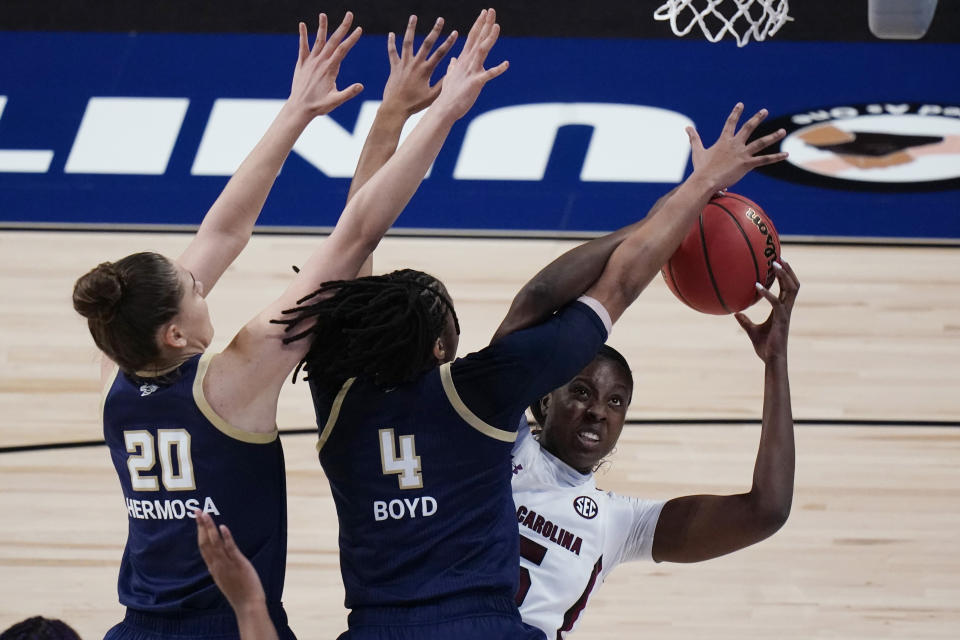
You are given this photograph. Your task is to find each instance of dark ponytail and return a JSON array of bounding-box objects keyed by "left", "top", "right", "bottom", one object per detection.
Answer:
[
  {"left": 275, "top": 269, "right": 459, "bottom": 388},
  {"left": 73, "top": 252, "right": 182, "bottom": 372}
]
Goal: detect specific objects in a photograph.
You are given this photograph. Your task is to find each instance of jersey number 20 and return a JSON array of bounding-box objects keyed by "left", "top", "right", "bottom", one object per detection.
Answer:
[{"left": 124, "top": 429, "right": 195, "bottom": 491}]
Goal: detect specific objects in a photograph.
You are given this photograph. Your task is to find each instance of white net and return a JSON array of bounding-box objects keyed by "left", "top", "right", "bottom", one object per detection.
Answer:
[{"left": 653, "top": 0, "right": 792, "bottom": 47}]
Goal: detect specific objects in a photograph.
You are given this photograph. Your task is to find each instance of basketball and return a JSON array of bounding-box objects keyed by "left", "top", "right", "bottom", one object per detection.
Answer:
[{"left": 661, "top": 192, "right": 780, "bottom": 315}]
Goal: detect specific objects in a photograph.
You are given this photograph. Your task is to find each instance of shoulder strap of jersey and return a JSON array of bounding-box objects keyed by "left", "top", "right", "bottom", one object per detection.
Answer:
[
  {"left": 439, "top": 362, "right": 516, "bottom": 443},
  {"left": 193, "top": 351, "right": 277, "bottom": 444},
  {"left": 316, "top": 377, "right": 357, "bottom": 452},
  {"left": 99, "top": 363, "right": 120, "bottom": 424}
]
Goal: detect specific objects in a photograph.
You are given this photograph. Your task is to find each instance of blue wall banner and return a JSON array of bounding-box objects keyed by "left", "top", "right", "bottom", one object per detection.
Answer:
[{"left": 1, "top": 32, "right": 958, "bottom": 239}]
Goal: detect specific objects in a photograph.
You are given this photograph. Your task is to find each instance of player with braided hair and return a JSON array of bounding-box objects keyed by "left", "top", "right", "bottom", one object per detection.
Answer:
[
  {"left": 70, "top": 10, "right": 483, "bottom": 638},
  {"left": 281, "top": 101, "right": 787, "bottom": 639},
  {"left": 275, "top": 269, "right": 458, "bottom": 388}
]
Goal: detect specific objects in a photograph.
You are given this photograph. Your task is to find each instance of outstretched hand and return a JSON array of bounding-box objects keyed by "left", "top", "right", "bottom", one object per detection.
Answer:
[
  {"left": 195, "top": 510, "right": 266, "bottom": 611},
  {"left": 735, "top": 259, "right": 800, "bottom": 363},
  {"left": 432, "top": 8, "right": 509, "bottom": 120},
  {"left": 688, "top": 103, "right": 788, "bottom": 193},
  {"left": 382, "top": 15, "right": 459, "bottom": 117},
  {"left": 289, "top": 13, "right": 364, "bottom": 116}
]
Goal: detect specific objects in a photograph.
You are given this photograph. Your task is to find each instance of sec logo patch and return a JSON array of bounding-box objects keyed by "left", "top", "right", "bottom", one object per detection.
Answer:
[{"left": 573, "top": 495, "right": 598, "bottom": 520}]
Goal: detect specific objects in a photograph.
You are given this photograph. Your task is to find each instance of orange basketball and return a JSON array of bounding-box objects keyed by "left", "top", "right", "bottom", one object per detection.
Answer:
[{"left": 661, "top": 192, "right": 780, "bottom": 315}]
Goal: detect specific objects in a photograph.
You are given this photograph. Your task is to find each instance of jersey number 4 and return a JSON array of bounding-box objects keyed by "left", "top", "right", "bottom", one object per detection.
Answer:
[
  {"left": 378, "top": 428, "right": 423, "bottom": 489},
  {"left": 124, "top": 429, "right": 195, "bottom": 491}
]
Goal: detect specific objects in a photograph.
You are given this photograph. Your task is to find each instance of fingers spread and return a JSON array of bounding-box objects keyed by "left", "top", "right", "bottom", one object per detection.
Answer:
[
  {"left": 478, "top": 10, "right": 497, "bottom": 49},
  {"left": 323, "top": 11, "right": 354, "bottom": 57},
  {"left": 331, "top": 27, "right": 363, "bottom": 65},
  {"left": 402, "top": 15, "right": 417, "bottom": 57},
  {"left": 327, "top": 83, "right": 365, "bottom": 111},
  {"left": 419, "top": 17, "right": 444, "bottom": 59},
  {"left": 737, "top": 108, "right": 768, "bottom": 140},
  {"left": 484, "top": 59, "right": 510, "bottom": 81},
  {"left": 462, "top": 8, "right": 495, "bottom": 58},
  {"left": 746, "top": 128, "right": 786, "bottom": 154},
  {"left": 298, "top": 22, "right": 310, "bottom": 62},
  {"left": 427, "top": 30, "right": 458, "bottom": 66},
  {"left": 686, "top": 126, "right": 704, "bottom": 152},
  {"left": 476, "top": 23, "right": 501, "bottom": 63},
  {"left": 722, "top": 103, "right": 744, "bottom": 136},
  {"left": 750, "top": 151, "right": 789, "bottom": 167},
  {"left": 387, "top": 32, "right": 399, "bottom": 63},
  {"left": 463, "top": 9, "right": 488, "bottom": 52},
  {"left": 314, "top": 13, "right": 328, "bottom": 54}
]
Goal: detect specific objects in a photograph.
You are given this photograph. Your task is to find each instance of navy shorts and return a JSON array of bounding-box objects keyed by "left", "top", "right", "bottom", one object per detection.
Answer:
[
  {"left": 337, "top": 593, "right": 545, "bottom": 640},
  {"left": 104, "top": 605, "right": 296, "bottom": 640}
]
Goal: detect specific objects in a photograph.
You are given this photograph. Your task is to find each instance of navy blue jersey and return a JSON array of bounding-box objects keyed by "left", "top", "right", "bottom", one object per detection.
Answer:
[
  {"left": 102, "top": 351, "right": 288, "bottom": 616},
  {"left": 312, "top": 299, "right": 609, "bottom": 611}
]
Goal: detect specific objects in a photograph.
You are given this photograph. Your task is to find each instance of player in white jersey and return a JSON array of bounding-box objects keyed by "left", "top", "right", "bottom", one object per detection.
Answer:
[
  {"left": 511, "top": 398, "right": 663, "bottom": 635},
  {"left": 508, "top": 260, "right": 800, "bottom": 638}
]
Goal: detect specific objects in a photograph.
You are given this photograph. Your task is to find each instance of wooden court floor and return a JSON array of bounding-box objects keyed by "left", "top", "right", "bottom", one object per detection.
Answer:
[{"left": 1, "top": 230, "right": 958, "bottom": 638}]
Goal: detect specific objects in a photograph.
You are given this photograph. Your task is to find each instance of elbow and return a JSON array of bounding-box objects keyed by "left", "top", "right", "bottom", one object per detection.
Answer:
[
  {"left": 755, "top": 498, "right": 792, "bottom": 537},
  {"left": 504, "top": 279, "right": 560, "bottom": 322},
  {"left": 512, "top": 279, "right": 562, "bottom": 323},
  {"left": 518, "top": 280, "right": 557, "bottom": 309}
]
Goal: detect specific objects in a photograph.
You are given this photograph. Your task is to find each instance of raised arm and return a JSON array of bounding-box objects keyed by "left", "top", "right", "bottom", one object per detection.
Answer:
[
  {"left": 177, "top": 13, "right": 364, "bottom": 294},
  {"left": 348, "top": 15, "right": 457, "bottom": 204},
  {"left": 584, "top": 104, "right": 787, "bottom": 323},
  {"left": 652, "top": 260, "right": 799, "bottom": 563},
  {"left": 208, "top": 9, "right": 509, "bottom": 430},
  {"left": 346, "top": 15, "right": 457, "bottom": 277},
  {"left": 276, "top": 8, "right": 506, "bottom": 324},
  {"left": 489, "top": 186, "right": 680, "bottom": 343}
]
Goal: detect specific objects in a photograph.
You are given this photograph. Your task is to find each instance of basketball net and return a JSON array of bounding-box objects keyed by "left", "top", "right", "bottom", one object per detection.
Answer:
[{"left": 653, "top": 0, "right": 792, "bottom": 47}]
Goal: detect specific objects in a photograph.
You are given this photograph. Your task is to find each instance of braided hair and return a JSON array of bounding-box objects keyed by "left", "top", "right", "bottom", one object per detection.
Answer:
[{"left": 275, "top": 269, "right": 460, "bottom": 388}]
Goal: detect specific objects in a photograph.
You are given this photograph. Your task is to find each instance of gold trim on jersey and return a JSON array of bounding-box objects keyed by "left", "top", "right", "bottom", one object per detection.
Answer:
[
  {"left": 99, "top": 363, "right": 120, "bottom": 424},
  {"left": 193, "top": 351, "right": 277, "bottom": 444},
  {"left": 316, "top": 377, "right": 356, "bottom": 452},
  {"left": 439, "top": 362, "right": 517, "bottom": 443}
]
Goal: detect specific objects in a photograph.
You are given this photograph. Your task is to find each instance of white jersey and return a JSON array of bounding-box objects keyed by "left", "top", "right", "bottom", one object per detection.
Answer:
[{"left": 511, "top": 425, "right": 665, "bottom": 638}]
